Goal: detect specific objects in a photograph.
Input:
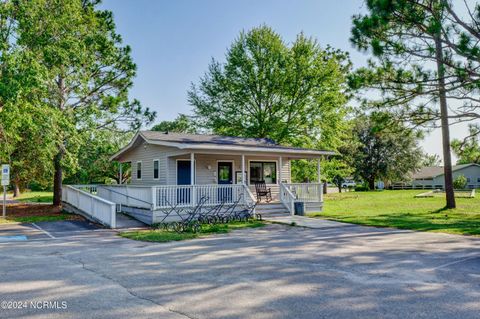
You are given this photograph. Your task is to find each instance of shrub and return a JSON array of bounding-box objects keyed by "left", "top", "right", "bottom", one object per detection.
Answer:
[
  {"left": 453, "top": 175, "right": 468, "bottom": 189},
  {"left": 355, "top": 185, "right": 369, "bottom": 192}
]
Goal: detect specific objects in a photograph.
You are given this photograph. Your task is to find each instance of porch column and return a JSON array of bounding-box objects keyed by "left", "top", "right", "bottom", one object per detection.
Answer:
[
  {"left": 191, "top": 152, "right": 196, "bottom": 205},
  {"left": 118, "top": 162, "right": 123, "bottom": 185},
  {"left": 241, "top": 154, "right": 246, "bottom": 185},
  {"left": 317, "top": 157, "right": 321, "bottom": 183},
  {"left": 279, "top": 156, "right": 283, "bottom": 184},
  {"left": 190, "top": 153, "right": 195, "bottom": 185}
]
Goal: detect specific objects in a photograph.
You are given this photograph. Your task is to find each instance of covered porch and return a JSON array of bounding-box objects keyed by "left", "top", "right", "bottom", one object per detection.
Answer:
[{"left": 113, "top": 150, "right": 325, "bottom": 215}]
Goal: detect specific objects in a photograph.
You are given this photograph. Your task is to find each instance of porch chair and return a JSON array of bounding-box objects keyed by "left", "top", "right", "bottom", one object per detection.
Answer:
[{"left": 254, "top": 181, "right": 272, "bottom": 203}]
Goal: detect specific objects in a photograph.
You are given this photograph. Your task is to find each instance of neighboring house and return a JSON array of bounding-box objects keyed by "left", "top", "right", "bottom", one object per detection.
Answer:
[
  {"left": 411, "top": 164, "right": 480, "bottom": 189},
  {"left": 62, "top": 131, "right": 334, "bottom": 226}
]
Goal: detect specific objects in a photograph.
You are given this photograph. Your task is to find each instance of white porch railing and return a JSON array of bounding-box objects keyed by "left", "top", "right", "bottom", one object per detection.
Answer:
[
  {"left": 286, "top": 183, "right": 323, "bottom": 202},
  {"left": 280, "top": 183, "right": 323, "bottom": 215},
  {"left": 154, "top": 184, "right": 254, "bottom": 209},
  {"left": 62, "top": 185, "right": 116, "bottom": 228},
  {"left": 280, "top": 183, "right": 296, "bottom": 215}
]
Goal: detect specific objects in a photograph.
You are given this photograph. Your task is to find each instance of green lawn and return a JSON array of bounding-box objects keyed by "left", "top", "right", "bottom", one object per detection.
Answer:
[
  {"left": 309, "top": 190, "right": 480, "bottom": 236},
  {"left": 11, "top": 191, "right": 53, "bottom": 203},
  {"left": 0, "top": 213, "right": 74, "bottom": 224},
  {"left": 120, "top": 220, "right": 265, "bottom": 242}
]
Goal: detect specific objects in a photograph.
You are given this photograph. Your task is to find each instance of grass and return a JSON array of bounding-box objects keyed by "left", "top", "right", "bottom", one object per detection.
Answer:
[
  {"left": 11, "top": 191, "right": 53, "bottom": 203},
  {"left": 120, "top": 220, "right": 266, "bottom": 242},
  {"left": 0, "top": 213, "right": 74, "bottom": 224},
  {"left": 309, "top": 190, "right": 480, "bottom": 236}
]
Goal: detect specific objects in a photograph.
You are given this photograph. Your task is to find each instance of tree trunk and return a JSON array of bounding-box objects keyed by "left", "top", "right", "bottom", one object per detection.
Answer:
[
  {"left": 338, "top": 184, "right": 342, "bottom": 193},
  {"left": 434, "top": 35, "right": 456, "bottom": 209},
  {"left": 53, "top": 150, "right": 63, "bottom": 206},
  {"left": 13, "top": 182, "right": 20, "bottom": 198},
  {"left": 53, "top": 74, "right": 66, "bottom": 207},
  {"left": 368, "top": 178, "right": 375, "bottom": 191}
]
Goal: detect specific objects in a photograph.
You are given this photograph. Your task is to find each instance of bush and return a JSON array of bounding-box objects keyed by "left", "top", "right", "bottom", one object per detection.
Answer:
[
  {"left": 453, "top": 175, "right": 468, "bottom": 189},
  {"left": 355, "top": 185, "right": 370, "bottom": 192}
]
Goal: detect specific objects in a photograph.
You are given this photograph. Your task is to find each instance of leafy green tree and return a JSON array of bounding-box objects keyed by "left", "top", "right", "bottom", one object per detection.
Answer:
[
  {"left": 322, "top": 158, "right": 354, "bottom": 193},
  {"left": 453, "top": 175, "right": 467, "bottom": 190},
  {"left": 6, "top": 0, "right": 154, "bottom": 205},
  {"left": 151, "top": 114, "right": 197, "bottom": 134},
  {"left": 64, "top": 130, "right": 133, "bottom": 185},
  {"left": 452, "top": 125, "right": 480, "bottom": 164},
  {"left": 0, "top": 101, "right": 64, "bottom": 196},
  {"left": 351, "top": 113, "right": 423, "bottom": 190},
  {"left": 349, "top": 0, "right": 480, "bottom": 207},
  {"left": 189, "top": 25, "right": 350, "bottom": 150},
  {"left": 422, "top": 153, "right": 442, "bottom": 167}
]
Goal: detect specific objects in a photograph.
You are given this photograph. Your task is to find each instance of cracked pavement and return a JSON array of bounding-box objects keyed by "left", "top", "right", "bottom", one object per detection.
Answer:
[{"left": 1, "top": 221, "right": 480, "bottom": 318}]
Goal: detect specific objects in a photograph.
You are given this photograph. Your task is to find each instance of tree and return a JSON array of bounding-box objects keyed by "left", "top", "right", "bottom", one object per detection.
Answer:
[
  {"left": 64, "top": 130, "right": 133, "bottom": 185},
  {"left": 0, "top": 101, "right": 64, "bottom": 196},
  {"left": 0, "top": 5, "right": 64, "bottom": 197},
  {"left": 422, "top": 153, "right": 442, "bottom": 166},
  {"left": 453, "top": 175, "right": 467, "bottom": 190},
  {"left": 189, "top": 25, "right": 350, "bottom": 150},
  {"left": 348, "top": 0, "right": 480, "bottom": 208},
  {"left": 351, "top": 113, "right": 423, "bottom": 190},
  {"left": 8, "top": 0, "right": 155, "bottom": 205},
  {"left": 151, "top": 114, "right": 197, "bottom": 134},
  {"left": 452, "top": 124, "right": 480, "bottom": 164},
  {"left": 322, "top": 158, "right": 354, "bottom": 193}
]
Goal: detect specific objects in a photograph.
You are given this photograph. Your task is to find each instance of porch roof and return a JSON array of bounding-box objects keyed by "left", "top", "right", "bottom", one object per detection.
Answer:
[{"left": 110, "top": 131, "right": 336, "bottom": 161}]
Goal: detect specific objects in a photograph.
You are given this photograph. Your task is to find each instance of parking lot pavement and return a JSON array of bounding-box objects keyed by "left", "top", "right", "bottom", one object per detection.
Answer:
[
  {"left": 0, "top": 220, "right": 103, "bottom": 242},
  {"left": 1, "top": 221, "right": 480, "bottom": 319}
]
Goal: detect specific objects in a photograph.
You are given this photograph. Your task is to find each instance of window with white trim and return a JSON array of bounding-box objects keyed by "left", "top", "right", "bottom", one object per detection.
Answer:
[
  {"left": 153, "top": 160, "right": 159, "bottom": 179},
  {"left": 136, "top": 162, "right": 142, "bottom": 179},
  {"left": 250, "top": 161, "right": 277, "bottom": 184}
]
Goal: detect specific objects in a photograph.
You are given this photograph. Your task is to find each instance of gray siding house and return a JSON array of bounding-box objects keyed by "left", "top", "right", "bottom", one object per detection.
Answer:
[
  {"left": 80, "top": 131, "right": 334, "bottom": 224},
  {"left": 412, "top": 164, "right": 480, "bottom": 189}
]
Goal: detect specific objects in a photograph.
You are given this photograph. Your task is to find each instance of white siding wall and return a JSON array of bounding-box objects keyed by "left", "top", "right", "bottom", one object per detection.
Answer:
[
  {"left": 119, "top": 142, "right": 294, "bottom": 187},
  {"left": 412, "top": 166, "right": 480, "bottom": 188},
  {"left": 168, "top": 154, "right": 292, "bottom": 186},
  {"left": 119, "top": 144, "right": 185, "bottom": 185}
]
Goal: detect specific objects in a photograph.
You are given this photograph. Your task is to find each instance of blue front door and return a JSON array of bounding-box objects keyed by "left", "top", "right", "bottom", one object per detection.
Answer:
[
  {"left": 177, "top": 160, "right": 191, "bottom": 204},
  {"left": 217, "top": 162, "right": 233, "bottom": 202},
  {"left": 177, "top": 160, "right": 191, "bottom": 185}
]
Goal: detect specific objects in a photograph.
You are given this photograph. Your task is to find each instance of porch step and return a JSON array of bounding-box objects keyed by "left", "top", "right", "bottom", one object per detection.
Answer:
[{"left": 255, "top": 202, "right": 290, "bottom": 217}]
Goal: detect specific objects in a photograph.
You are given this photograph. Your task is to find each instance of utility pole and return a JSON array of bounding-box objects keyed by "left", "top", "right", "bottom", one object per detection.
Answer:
[{"left": 1, "top": 164, "right": 10, "bottom": 218}]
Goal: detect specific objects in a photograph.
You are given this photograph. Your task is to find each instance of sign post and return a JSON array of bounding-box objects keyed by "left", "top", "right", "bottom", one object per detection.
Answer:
[{"left": 1, "top": 164, "right": 10, "bottom": 218}]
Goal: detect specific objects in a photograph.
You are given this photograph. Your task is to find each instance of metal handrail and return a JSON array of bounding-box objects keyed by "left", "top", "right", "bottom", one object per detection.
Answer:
[{"left": 97, "top": 185, "right": 154, "bottom": 209}]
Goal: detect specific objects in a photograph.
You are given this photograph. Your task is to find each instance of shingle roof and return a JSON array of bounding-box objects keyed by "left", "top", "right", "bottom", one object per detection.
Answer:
[
  {"left": 140, "top": 131, "right": 277, "bottom": 147},
  {"left": 412, "top": 164, "right": 478, "bottom": 179},
  {"left": 110, "top": 131, "right": 336, "bottom": 161},
  {"left": 139, "top": 131, "right": 334, "bottom": 153}
]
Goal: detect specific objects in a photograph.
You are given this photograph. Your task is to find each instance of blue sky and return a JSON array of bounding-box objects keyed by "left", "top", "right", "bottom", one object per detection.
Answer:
[{"left": 101, "top": 0, "right": 469, "bottom": 159}]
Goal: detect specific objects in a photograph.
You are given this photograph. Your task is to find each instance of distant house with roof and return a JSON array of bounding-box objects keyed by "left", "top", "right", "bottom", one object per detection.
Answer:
[{"left": 411, "top": 164, "right": 480, "bottom": 189}]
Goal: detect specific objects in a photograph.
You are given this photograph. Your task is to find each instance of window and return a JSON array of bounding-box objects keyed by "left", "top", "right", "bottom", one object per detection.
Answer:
[
  {"left": 249, "top": 161, "right": 277, "bottom": 184},
  {"left": 477, "top": 177, "right": 480, "bottom": 183},
  {"left": 153, "top": 160, "right": 159, "bottom": 179},
  {"left": 136, "top": 162, "right": 142, "bottom": 179},
  {"left": 467, "top": 177, "right": 471, "bottom": 183}
]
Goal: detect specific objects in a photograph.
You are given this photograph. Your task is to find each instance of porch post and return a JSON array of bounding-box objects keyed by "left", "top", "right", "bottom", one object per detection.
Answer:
[
  {"left": 317, "top": 157, "right": 322, "bottom": 202},
  {"left": 317, "top": 157, "right": 321, "bottom": 183},
  {"left": 241, "top": 154, "right": 246, "bottom": 185},
  {"left": 279, "top": 156, "right": 283, "bottom": 184},
  {"left": 118, "top": 162, "right": 122, "bottom": 185},
  {"left": 191, "top": 152, "right": 196, "bottom": 205}
]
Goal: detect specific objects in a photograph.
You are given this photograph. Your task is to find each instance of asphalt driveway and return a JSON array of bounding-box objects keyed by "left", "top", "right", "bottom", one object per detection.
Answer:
[{"left": 1, "top": 220, "right": 480, "bottom": 319}]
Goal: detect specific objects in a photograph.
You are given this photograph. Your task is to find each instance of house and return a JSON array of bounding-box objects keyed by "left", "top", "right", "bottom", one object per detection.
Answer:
[
  {"left": 411, "top": 164, "right": 480, "bottom": 189},
  {"left": 63, "top": 131, "right": 334, "bottom": 228},
  {"left": 62, "top": 131, "right": 334, "bottom": 226}
]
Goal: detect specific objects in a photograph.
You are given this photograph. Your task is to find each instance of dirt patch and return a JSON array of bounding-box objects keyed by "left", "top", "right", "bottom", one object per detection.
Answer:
[{"left": 3, "top": 203, "right": 84, "bottom": 220}]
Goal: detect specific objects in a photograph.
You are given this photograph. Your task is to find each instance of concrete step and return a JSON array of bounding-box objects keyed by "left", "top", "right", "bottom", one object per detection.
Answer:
[{"left": 255, "top": 202, "right": 290, "bottom": 216}]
